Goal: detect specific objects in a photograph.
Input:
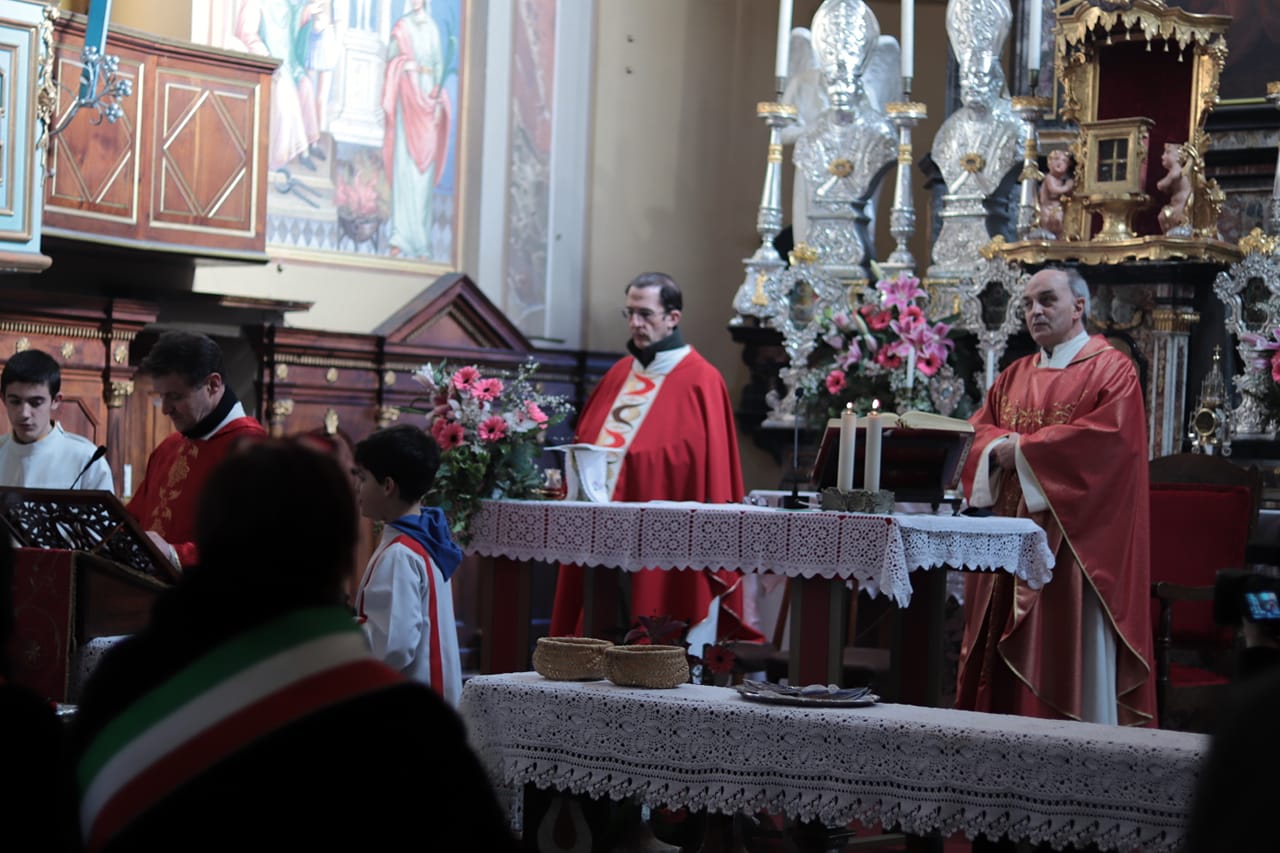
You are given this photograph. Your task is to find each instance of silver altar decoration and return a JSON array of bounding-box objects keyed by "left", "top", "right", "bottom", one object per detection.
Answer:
[
  {"left": 1213, "top": 240, "right": 1280, "bottom": 438},
  {"left": 1012, "top": 96, "right": 1052, "bottom": 241},
  {"left": 951, "top": 257, "right": 1029, "bottom": 392},
  {"left": 927, "top": 0, "right": 1027, "bottom": 280},
  {"left": 762, "top": 249, "right": 848, "bottom": 424},
  {"left": 793, "top": 0, "right": 896, "bottom": 279},
  {"left": 881, "top": 101, "right": 927, "bottom": 278},
  {"left": 1187, "top": 347, "right": 1233, "bottom": 456},
  {"left": 733, "top": 101, "right": 799, "bottom": 321}
]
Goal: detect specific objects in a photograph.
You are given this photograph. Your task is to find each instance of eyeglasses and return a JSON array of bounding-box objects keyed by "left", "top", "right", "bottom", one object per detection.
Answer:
[{"left": 620, "top": 308, "right": 668, "bottom": 321}]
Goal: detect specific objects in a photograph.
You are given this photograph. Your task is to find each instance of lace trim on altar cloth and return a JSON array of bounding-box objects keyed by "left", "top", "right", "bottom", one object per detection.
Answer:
[
  {"left": 466, "top": 500, "right": 1054, "bottom": 607},
  {"left": 461, "top": 673, "right": 1207, "bottom": 852}
]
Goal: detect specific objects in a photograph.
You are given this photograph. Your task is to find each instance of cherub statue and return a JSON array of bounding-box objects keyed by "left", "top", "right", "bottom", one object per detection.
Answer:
[
  {"left": 1037, "top": 149, "right": 1074, "bottom": 239},
  {"left": 1157, "top": 142, "right": 1193, "bottom": 236}
]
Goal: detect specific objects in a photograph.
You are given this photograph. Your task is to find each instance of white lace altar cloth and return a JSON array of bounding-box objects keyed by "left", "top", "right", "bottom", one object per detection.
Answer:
[
  {"left": 461, "top": 673, "right": 1207, "bottom": 852},
  {"left": 465, "top": 500, "right": 1053, "bottom": 606}
]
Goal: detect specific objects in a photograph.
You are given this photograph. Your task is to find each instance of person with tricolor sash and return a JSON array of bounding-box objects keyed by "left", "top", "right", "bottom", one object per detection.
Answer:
[{"left": 71, "top": 439, "right": 515, "bottom": 852}]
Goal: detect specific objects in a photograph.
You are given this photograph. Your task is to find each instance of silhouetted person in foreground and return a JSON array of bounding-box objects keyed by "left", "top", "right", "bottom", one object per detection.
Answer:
[{"left": 71, "top": 439, "right": 517, "bottom": 853}]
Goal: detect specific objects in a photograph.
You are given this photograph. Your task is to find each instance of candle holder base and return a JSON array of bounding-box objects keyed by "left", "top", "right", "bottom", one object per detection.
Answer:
[{"left": 821, "top": 488, "right": 895, "bottom": 514}]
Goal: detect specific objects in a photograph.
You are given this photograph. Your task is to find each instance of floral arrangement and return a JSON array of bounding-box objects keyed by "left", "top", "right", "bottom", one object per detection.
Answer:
[
  {"left": 798, "top": 272, "right": 964, "bottom": 422},
  {"left": 1239, "top": 327, "right": 1280, "bottom": 425},
  {"left": 409, "top": 360, "right": 573, "bottom": 542}
]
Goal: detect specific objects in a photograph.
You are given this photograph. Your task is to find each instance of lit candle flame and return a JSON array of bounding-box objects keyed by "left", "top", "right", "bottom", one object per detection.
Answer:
[
  {"left": 871, "top": 399, "right": 881, "bottom": 413},
  {"left": 846, "top": 402, "right": 854, "bottom": 412}
]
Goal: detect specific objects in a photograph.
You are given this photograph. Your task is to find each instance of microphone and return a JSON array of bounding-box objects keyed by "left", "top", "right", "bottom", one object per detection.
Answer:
[{"left": 71, "top": 445, "right": 108, "bottom": 490}]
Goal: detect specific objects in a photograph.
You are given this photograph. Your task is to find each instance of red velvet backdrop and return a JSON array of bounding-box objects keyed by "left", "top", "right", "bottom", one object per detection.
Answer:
[{"left": 1096, "top": 37, "right": 1195, "bottom": 237}]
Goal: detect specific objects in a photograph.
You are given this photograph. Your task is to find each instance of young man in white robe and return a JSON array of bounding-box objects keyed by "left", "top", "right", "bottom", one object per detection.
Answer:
[{"left": 0, "top": 349, "right": 112, "bottom": 491}]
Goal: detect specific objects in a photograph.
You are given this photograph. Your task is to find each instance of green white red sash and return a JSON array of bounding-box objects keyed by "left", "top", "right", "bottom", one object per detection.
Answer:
[{"left": 78, "top": 607, "right": 401, "bottom": 853}]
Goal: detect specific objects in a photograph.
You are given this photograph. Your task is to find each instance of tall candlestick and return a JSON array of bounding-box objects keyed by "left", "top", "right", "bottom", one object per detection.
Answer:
[
  {"left": 905, "top": 348, "right": 916, "bottom": 394},
  {"left": 985, "top": 348, "right": 997, "bottom": 389},
  {"left": 864, "top": 400, "right": 883, "bottom": 492},
  {"left": 1027, "top": 0, "right": 1042, "bottom": 77},
  {"left": 900, "top": 0, "right": 915, "bottom": 85},
  {"left": 775, "top": 0, "right": 794, "bottom": 91},
  {"left": 837, "top": 403, "right": 857, "bottom": 492}
]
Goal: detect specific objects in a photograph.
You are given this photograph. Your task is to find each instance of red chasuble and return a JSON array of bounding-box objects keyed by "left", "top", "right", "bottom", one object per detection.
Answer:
[
  {"left": 126, "top": 417, "right": 267, "bottom": 568},
  {"left": 551, "top": 349, "right": 763, "bottom": 642},
  {"left": 956, "top": 336, "right": 1156, "bottom": 725}
]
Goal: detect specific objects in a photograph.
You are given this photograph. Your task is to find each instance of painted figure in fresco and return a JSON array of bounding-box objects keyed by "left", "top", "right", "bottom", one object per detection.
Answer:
[
  {"left": 235, "top": 0, "right": 323, "bottom": 171},
  {"left": 382, "top": 0, "right": 452, "bottom": 259}
]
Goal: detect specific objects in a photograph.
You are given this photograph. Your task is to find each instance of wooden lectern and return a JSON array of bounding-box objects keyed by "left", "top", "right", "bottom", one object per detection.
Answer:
[{"left": 1, "top": 488, "right": 177, "bottom": 702}]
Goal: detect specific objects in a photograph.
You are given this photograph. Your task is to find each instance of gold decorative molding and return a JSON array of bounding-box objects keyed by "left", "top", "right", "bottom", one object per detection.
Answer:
[
  {"left": 0, "top": 321, "right": 108, "bottom": 339},
  {"left": 789, "top": 243, "right": 819, "bottom": 265},
  {"left": 60, "top": 342, "right": 74, "bottom": 360},
  {"left": 273, "top": 353, "right": 376, "bottom": 371},
  {"left": 269, "top": 399, "right": 294, "bottom": 422},
  {"left": 375, "top": 405, "right": 400, "bottom": 428},
  {"left": 885, "top": 101, "right": 927, "bottom": 116},
  {"left": 1011, "top": 95, "right": 1052, "bottom": 111},
  {"left": 752, "top": 271, "right": 768, "bottom": 306},
  {"left": 274, "top": 363, "right": 288, "bottom": 380},
  {"left": 14, "top": 337, "right": 29, "bottom": 353},
  {"left": 383, "top": 370, "right": 396, "bottom": 386},
  {"left": 325, "top": 367, "right": 338, "bottom": 384},
  {"left": 979, "top": 236, "right": 1008, "bottom": 260},
  {"left": 113, "top": 343, "right": 128, "bottom": 365},
  {"left": 767, "top": 143, "right": 783, "bottom": 165},
  {"left": 827, "top": 159, "right": 853, "bottom": 178},
  {"left": 1151, "top": 307, "right": 1200, "bottom": 334},
  {"left": 323, "top": 408, "right": 339, "bottom": 435},
  {"left": 991, "top": 234, "right": 1243, "bottom": 265},
  {"left": 106, "top": 380, "right": 135, "bottom": 409},
  {"left": 1268, "top": 81, "right": 1280, "bottom": 96},
  {"left": 756, "top": 101, "right": 798, "bottom": 118},
  {"left": 1238, "top": 227, "right": 1279, "bottom": 256},
  {"left": 33, "top": 6, "right": 57, "bottom": 153},
  {"left": 897, "top": 144, "right": 912, "bottom": 165},
  {"left": 960, "top": 152, "right": 986, "bottom": 173}
]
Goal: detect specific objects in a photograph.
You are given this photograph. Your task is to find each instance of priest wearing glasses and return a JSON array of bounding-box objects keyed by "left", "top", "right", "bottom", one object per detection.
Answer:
[{"left": 551, "top": 272, "right": 763, "bottom": 644}]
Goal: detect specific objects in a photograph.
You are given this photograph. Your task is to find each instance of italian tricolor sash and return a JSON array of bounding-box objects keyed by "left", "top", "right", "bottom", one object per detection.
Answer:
[{"left": 78, "top": 607, "right": 401, "bottom": 853}]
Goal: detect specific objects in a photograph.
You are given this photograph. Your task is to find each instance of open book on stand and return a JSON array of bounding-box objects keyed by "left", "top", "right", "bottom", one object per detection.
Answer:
[{"left": 811, "top": 411, "right": 974, "bottom": 506}]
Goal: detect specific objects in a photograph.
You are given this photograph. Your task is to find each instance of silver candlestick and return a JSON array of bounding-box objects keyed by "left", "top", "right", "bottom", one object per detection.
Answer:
[
  {"left": 1268, "top": 81, "right": 1280, "bottom": 237},
  {"left": 1012, "top": 95, "right": 1051, "bottom": 240},
  {"left": 880, "top": 100, "right": 927, "bottom": 278},
  {"left": 733, "top": 101, "right": 799, "bottom": 320}
]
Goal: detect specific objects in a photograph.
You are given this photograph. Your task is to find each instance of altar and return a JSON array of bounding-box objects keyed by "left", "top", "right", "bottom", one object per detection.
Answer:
[
  {"left": 465, "top": 499, "right": 1053, "bottom": 694},
  {"left": 461, "top": 672, "right": 1208, "bottom": 852}
]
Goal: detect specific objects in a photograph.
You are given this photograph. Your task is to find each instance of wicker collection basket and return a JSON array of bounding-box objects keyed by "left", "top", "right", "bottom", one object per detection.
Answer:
[
  {"left": 532, "top": 636, "right": 613, "bottom": 680},
  {"left": 604, "top": 644, "right": 690, "bottom": 689}
]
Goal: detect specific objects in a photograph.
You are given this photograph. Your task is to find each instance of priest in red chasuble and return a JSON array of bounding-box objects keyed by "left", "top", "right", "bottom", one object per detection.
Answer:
[
  {"left": 551, "top": 272, "right": 763, "bottom": 642},
  {"left": 956, "top": 267, "right": 1156, "bottom": 726},
  {"left": 127, "top": 331, "right": 266, "bottom": 570}
]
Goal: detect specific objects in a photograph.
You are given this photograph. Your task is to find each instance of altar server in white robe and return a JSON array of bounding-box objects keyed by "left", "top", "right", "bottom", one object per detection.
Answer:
[{"left": 0, "top": 349, "right": 113, "bottom": 491}]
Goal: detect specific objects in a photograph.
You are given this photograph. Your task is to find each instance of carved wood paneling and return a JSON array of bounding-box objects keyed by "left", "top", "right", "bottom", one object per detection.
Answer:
[{"left": 41, "top": 14, "right": 273, "bottom": 259}]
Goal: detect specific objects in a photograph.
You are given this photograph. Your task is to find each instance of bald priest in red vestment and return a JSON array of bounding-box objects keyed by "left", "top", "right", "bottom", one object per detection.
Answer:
[
  {"left": 551, "top": 272, "right": 763, "bottom": 643},
  {"left": 956, "top": 267, "right": 1156, "bottom": 726},
  {"left": 127, "top": 331, "right": 266, "bottom": 570}
]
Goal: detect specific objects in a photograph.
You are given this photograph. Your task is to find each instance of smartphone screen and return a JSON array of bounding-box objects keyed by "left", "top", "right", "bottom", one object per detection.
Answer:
[{"left": 1244, "top": 590, "right": 1280, "bottom": 622}]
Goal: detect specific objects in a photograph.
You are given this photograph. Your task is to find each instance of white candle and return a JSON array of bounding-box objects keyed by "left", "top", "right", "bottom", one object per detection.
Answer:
[
  {"left": 837, "top": 403, "right": 857, "bottom": 492},
  {"left": 864, "top": 400, "right": 883, "bottom": 492},
  {"left": 905, "top": 348, "right": 916, "bottom": 394},
  {"left": 900, "top": 0, "right": 915, "bottom": 81},
  {"left": 775, "top": 0, "right": 793, "bottom": 82},
  {"left": 1028, "top": 0, "right": 1042, "bottom": 74},
  {"left": 985, "top": 349, "right": 996, "bottom": 389}
]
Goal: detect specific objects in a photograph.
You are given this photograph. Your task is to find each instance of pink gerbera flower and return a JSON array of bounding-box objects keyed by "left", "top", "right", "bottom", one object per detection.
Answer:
[
  {"left": 477, "top": 415, "right": 508, "bottom": 442},
  {"left": 825, "top": 369, "right": 846, "bottom": 395},
  {"left": 1272, "top": 350, "right": 1280, "bottom": 384},
  {"left": 525, "top": 401, "right": 549, "bottom": 427},
  {"left": 472, "top": 377, "right": 504, "bottom": 402},
  {"left": 435, "top": 420, "right": 466, "bottom": 450},
  {"left": 451, "top": 366, "right": 481, "bottom": 392}
]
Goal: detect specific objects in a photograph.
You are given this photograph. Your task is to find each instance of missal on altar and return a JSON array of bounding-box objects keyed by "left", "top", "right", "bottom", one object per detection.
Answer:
[{"left": 811, "top": 411, "right": 974, "bottom": 505}]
